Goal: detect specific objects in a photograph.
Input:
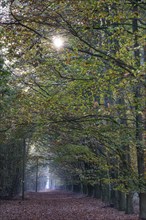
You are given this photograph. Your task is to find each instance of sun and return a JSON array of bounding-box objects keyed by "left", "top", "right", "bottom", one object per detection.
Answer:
[{"left": 52, "top": 36, "right": 64, "bottom": 49}]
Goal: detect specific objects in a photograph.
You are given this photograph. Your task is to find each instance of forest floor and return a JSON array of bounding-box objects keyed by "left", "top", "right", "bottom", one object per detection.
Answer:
[{"left": 0, "top": 190, "right": 139, "bottom": 220}]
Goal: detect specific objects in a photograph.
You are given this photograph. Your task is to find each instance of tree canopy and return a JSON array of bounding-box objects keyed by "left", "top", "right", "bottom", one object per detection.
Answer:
[{"left": 0, "top": 0, "right": 146, "bottom": 218}]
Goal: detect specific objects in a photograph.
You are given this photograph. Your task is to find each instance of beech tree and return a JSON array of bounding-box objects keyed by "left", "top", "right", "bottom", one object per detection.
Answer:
[{"left": 0, "top": 0, "right": 146, "bottom": 218}]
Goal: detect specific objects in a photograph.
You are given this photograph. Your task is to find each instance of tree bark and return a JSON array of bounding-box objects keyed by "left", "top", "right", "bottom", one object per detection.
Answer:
[
  {"left": 35, "top": 157, "right": 39, "bottom": 193},
  {"left": 132, "top": 1, "right": 146, "bottom": 219},
  {"left": 139, "top": 193, "right": 146, "bottom": 220},
  {"left": 22, "top": 139, "right": 26, "bottom": 200},
  {"left": 125, "top": 193, "right": 134, "bottom": 214}
]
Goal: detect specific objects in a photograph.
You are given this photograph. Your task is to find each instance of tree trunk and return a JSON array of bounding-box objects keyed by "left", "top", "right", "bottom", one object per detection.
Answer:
[
  {"left": 125, "top": 193, "right": 134, "bottom": 214},
  {"left": 73, "top": 183, "right": 81, "bottom": 193},
  {"left": 35, "top": 158, "right": 39, "bottom": 193},
  {"left": 22, "top": 139, "right": 26, "bottom": 200},
  {"left": 119, "top": 192, "right": 126, "bottom": 211},
  {"left": 80, "top": 183, "right": 83, "bottom": 194},
  {"left": 87, "top": 184, "right": 94, "bottom": 197},
  {"left": 139, "top": 193, "right": 146, "bottom": 220},
  {"left": 132, "top": 1, "right": 146, "bottom": 219},
  {"left": 101, "top": 184, "right": 110, "bottom": 203},
  {"left": 115, "top": 191, "right": 126, "bottom": 211},
  {"left": 93, "top": 184, "right": 102, "bottom": 199}
]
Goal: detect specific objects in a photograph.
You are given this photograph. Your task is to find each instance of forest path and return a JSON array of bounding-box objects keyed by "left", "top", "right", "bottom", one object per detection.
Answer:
[{"left": 0, "top": 190, "right": 138, "bottom": 220}]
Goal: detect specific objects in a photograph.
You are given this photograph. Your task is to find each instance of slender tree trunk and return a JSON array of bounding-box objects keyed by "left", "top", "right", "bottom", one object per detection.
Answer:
[
  {"left": 82, "top": 183, "right": 88, "bottom": 195},
  {"left": 35, "top": 158, "right": 39, "bottom": 193},
  {"left": 125, "top": 193, "right": 134, "bottom": 214},
  {"left": 132, "top": 1, "right": 146, "bottom": 219},
  {"left": 87, "top": 184, "right": 94, "bottom": 197},
  {"left": 115, "top": 191, "right": 126, "bottom": 211},
  {"left": 22, "top": 139, "right": 26, "bottom": 200},
  {"left": 119, "top": 192, "right": 126, "bottom": 211},
  {"left": 117, "top": 93, "right": 134, "bottom": 213},
  {"left": 93, "top": 184, "right": 101, "bottom": 199}
]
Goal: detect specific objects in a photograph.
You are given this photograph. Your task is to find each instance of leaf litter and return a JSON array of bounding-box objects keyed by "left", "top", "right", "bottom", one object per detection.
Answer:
[{"left": 0, "top": 190, "right": 138, "bottom": 220}]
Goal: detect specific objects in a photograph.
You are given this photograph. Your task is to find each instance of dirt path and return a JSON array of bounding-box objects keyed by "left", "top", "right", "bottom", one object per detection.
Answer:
[{"left": 0, "top": 190, "right": 138, "bottom": 220}]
